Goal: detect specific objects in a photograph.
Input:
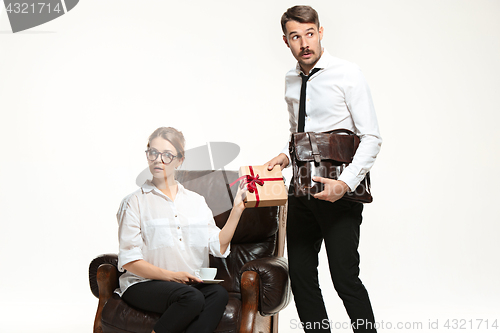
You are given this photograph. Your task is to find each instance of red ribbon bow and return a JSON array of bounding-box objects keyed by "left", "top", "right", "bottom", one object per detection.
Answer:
[{"left": 241, "top": 174, "right": 264, "bottom": 193}]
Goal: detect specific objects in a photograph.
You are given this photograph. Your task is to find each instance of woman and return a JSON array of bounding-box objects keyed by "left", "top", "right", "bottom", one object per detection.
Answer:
[{"left": 116, "top": 127, "right": 246, "bottom": 333}]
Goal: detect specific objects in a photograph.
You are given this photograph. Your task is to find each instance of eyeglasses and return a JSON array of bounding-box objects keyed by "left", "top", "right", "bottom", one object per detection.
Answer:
[{"left": 145, "top": 149, "right": 179, "bottom": 164}]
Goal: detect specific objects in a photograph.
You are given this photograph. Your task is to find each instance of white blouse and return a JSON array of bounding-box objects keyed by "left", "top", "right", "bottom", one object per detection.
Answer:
[{"left": 115, "top": 180, "right": 230, "bottom": 296}]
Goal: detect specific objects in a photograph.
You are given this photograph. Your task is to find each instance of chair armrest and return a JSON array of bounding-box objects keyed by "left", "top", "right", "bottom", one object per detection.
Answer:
[
  {"left": 241, "top": 256, "right": 291, "bottom": 316},
  {"left": 239, "top": 270, "right": 260, "bottom": 333},
  {"left": 89, "top": 254, "right": 120, "bottom": 333},
  {"left": 96, "top": 264, "right": 119, "bottom": 300},
  {"left": 89, "top": 254, "right": 119, "bottom": 298},
  {"left": 94, "top": 264, "right": 118, "bottom": 333}
]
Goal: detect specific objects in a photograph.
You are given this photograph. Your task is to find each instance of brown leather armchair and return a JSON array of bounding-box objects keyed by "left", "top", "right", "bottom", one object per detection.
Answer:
[{"left": 89, "top": 170, "right": 290, "bottom": 333}]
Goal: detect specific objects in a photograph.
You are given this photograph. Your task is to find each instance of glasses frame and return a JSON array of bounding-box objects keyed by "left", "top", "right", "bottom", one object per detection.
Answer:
[{"left": 145, "top": 149, "right": 179, "bottom": 165}]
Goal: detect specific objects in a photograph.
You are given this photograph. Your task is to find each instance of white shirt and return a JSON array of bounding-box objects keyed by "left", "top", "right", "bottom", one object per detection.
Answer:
[
  {"left": 281, "top": 49, "right": 382, "bottom": 191},
  {"left": 115, "top": 180, "right": 230, "bottom": 296}
]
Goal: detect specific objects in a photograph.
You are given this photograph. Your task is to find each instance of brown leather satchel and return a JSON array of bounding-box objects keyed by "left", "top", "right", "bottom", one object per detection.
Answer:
[{"left": 289, "top": 129, "right": 373, "bottom": 203}]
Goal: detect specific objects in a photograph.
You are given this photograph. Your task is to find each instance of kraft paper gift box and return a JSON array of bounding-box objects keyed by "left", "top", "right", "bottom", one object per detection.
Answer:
[{"left": 236, "top": 165, "right": 288, "bottom": 208}]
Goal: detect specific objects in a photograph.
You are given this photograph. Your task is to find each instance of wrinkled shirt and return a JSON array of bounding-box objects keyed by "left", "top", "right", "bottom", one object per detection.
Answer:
[
  {"left": 115, "top": 180, "right": 229, "bottom": 296},
  {"left": 281, "top": 49, "right": 382, "bottom": 191}
]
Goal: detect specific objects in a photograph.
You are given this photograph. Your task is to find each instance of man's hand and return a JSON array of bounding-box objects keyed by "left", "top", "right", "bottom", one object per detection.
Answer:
[
  {"left": 312, "top": 177, "right": 350, "bottom": 203},
  {"left": 265, "top": 153, "right": 289, "bottom": 171}
]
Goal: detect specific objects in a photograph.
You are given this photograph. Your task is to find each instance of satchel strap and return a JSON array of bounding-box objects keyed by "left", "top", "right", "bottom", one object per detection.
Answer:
[
  {"left": 307, "top": 132, "right": 322, "bottom": 163},
  {"left": 328, "top": 129, "right": 360, "bottom": 153},
  {"left": 329, "top": 129, "right": 355, "bottom": 136}
]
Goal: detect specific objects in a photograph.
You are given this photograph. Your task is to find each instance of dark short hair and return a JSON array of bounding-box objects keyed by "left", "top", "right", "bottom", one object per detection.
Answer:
[{"left": 281, "top": 5, "right": 320, "bottom": 35}]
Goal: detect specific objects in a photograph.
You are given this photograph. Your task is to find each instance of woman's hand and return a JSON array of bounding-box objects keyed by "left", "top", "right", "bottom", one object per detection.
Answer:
[
  {"left": 123, "top": 260, "right": 202, "bottom": 284},
  {"left": 167, "top": 271, "right": 203, "bottom": 284},
  {"left": 233, "top": 183, "right": 248, "bottom": 212}
]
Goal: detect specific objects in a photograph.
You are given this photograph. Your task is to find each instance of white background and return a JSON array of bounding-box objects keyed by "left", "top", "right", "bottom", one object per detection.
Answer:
[{"left": 1, "top": 1, "right": 499, "bottom": 332}]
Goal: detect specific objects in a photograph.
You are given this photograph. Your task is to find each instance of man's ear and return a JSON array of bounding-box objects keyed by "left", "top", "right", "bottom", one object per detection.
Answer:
[
  {"left": 319, "top": 26, "right": 324, "bottom": 41},
  {"left": 283, "top": 35, "right": 290, "bottom": 48}
]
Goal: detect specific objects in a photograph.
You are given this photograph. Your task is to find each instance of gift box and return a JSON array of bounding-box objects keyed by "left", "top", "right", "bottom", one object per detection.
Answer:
[{"left": 234, "top": 165, "right": 288, "bottom": 208}]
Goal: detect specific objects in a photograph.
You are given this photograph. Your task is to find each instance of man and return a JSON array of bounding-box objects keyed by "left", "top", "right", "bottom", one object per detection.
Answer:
[{"left": 266, "top": 5, "right": 382, "bottom": 333}]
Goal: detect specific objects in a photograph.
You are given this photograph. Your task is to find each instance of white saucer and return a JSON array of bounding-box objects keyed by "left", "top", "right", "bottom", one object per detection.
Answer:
[{"left": 202, "top": 279, "right": 224, "bottom": 284}]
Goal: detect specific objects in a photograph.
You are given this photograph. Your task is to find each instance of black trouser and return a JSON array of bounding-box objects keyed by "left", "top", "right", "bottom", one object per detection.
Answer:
[
  {"left": 287, "top": 194, "right": 376, "bottom": 333},
  {"left": 122, "top": 280, "right": 228, "bottom": 333}
]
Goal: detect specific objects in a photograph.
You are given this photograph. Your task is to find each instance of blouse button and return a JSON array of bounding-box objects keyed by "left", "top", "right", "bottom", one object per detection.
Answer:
[
  {"left": 179, "top": 238, "right": 182, "bottom": 241},
  {"left": 177, "top": 226, "right": 180, "bottom": 229}
]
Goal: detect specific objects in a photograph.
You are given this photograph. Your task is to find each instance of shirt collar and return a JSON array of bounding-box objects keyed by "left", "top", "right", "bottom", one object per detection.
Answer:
[
  {"left": 295, "top": 48, "right": 331, "bottom": 76},
  {"left": 141, "top": 179, "right": 186, "bottom": 197}
]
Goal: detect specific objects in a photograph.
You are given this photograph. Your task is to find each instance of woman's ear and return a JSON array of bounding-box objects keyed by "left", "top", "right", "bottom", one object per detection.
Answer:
[{"left": 176, "top": 157, "right": 185, "bottom": 169}]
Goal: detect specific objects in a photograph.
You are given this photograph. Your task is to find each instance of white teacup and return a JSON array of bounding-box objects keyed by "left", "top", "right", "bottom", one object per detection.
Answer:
[{"left": 195, "top": 267, "right": 217, "bottom": 280}]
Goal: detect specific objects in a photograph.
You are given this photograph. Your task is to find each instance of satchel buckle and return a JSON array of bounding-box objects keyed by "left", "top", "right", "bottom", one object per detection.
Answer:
[{"left": 308, "top": 132, "right": 322, "bottom": 164}]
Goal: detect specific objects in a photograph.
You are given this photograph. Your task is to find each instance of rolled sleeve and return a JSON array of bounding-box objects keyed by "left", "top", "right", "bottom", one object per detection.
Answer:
[
  {"left": 209, "top": 230, "right": 231, "bottom": 258},
  {"left": 205, "top": 203, "right": 230, "bottom": 258},
  {"left": 117, "top": 195, "right": 144, "bottom": 271}
]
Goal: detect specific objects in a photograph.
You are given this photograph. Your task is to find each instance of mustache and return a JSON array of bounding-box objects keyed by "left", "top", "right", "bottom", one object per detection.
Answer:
[{"left": 299, "top": 48, "right": 314, "bottom": 56}]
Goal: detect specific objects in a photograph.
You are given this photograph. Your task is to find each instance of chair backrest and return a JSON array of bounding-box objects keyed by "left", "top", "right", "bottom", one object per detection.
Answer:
[{"left": 175, "top": 170, "right": 281, "bottom": 293}]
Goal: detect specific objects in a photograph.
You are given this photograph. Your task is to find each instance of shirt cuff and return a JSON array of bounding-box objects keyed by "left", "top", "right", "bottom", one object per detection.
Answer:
[
  {"left": 337, "top": 168, "right": 363, "bottom": 193},
  {"left": 280, "top": 144, "right": 291, "bottom": 169},
  {"left": 209, "top": 233, "right": 231, "bottom": 258},
  {"left": 118, "top": 248, "right": 143, "bottom": 272}
]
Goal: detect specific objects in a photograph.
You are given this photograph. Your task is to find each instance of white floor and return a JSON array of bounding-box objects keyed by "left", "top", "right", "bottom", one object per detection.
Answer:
[{"left": 2, "top": 299, "right": 500, "bottom": 333}]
